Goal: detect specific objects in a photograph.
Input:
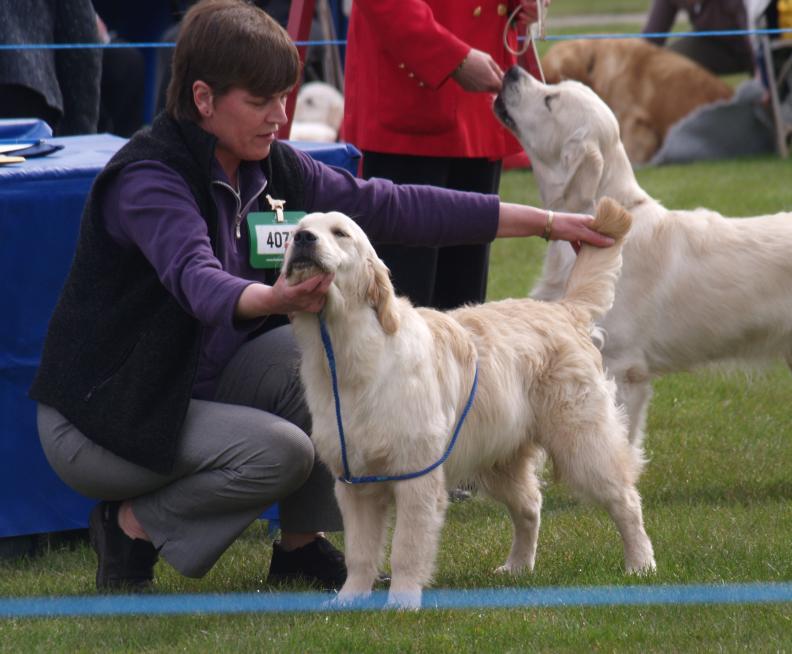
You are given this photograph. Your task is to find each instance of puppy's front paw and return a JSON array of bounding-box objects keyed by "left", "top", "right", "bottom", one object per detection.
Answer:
[
  {"left": 385, "top": 590, "right": 422, "bottom": 611},
  {"left": 334, "top": 588, "right": 372, "bottom": 607}
]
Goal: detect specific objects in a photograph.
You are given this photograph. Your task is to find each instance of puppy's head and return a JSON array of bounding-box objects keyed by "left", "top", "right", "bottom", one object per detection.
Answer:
[
  {"left": 283, "top": 211, "right": 400, "bottom": 334},
  {"left": 494, "top": 67, "right": 621, "bottom": 212}
]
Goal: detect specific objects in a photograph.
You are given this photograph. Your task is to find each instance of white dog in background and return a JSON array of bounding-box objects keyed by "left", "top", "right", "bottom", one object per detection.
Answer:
[
  {"left": 494, "top": 67, "right": 792, "bottom": 448},
  {"left": 285, "top": 203, "right": 655, "bottom": 609},
  {"left": 289, "top": 81, "right": 344, "bottom": 143}
]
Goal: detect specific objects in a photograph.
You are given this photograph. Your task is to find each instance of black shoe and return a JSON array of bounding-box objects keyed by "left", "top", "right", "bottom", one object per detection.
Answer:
[
  {"left": 89, "top": 501, "right": 158, "bottom": 592},
  {"left": 266, "top": 536, "right": 347, "bottom": 591}
]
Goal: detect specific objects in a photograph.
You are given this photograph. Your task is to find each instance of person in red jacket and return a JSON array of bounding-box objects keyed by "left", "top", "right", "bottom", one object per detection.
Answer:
[{"left": 342, "top": 0, "right": 547, "bottom": 309}]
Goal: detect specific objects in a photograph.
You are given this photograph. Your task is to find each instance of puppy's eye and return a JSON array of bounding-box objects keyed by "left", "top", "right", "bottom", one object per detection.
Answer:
[
  {"left": 544, "top": 94, "right": 559, "bottom": 111},
  {"left": 332, "top": 228, "right": 349, "bottom": 238}
]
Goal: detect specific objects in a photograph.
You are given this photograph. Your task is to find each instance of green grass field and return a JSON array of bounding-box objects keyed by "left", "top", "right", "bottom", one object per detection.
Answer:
[
  {"left": 547, "top": 0, "right": 647, "bottom": 18},
  {"left": 3, "top": 158, "right": 791, "bottom": 653},
  {"left": 4, "top": 4, "right": 792, "bottom": 650}
]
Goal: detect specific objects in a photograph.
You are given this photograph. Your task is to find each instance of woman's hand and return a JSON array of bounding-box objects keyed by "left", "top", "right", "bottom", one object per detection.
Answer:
[
  {"left": 496, "top": 202, "right": 614, "bottom": 250},
  {"left": 514, "top": 0, "right": 552, "bottom": 29},
  {"left": 549, "top": 210, "right": 614, "bottom": 251},
  {"left": 235, "top": 272, "right": 334, "bottom": 320},
  {"left": 451, "top": 48, "right": 504, "bottom": 93}
]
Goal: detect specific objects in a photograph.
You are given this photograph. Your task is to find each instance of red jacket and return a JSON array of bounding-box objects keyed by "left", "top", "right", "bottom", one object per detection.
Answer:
[{"left": 342, "top": 0, "right": 536, "bottom": 160}]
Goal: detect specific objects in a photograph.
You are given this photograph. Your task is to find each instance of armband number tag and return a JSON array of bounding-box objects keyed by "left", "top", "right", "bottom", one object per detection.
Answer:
[{"left": 247, "top": 211, "right": 305, "bottom": 269}]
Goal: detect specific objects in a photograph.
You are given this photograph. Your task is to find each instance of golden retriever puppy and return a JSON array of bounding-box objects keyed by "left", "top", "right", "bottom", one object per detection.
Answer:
[
  {"left": 494, "top": 67, "right": 792, "bottom": 449},
  {"left": 285, "top": 202, "right": 655, "bottom": 609},
  {"left": 541, "top": 38, "right": 733, "bottom": 164}
]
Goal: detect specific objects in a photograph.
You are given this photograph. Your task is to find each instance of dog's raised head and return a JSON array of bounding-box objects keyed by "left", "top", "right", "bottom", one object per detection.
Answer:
[
  {"left": 283, "top": 211, "right": 400, "bottom": 334},
  {"left": 494, "top": 66, "right": 627, "bottom": 213}
]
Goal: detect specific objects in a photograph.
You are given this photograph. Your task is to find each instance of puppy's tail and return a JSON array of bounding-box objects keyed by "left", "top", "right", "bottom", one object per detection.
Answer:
[{"left": 561, "top": 197, "right": 632, "bottom": 323}]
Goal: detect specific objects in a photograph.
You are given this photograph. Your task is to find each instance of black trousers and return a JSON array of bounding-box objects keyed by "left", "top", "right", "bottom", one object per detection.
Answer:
[{"left": 362, "top": 151, "right": 502, "bottom": 310}]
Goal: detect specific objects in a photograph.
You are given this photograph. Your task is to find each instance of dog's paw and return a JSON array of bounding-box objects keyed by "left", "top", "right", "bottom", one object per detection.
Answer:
[
  {"left": 494, "top": 561, "right": 533, "bottom": 576},
  {"left": 384, "top": 590, "right": 422, "bottom": 611},
  {"left": 625, "top": 557, "right": 657, "bottom": 576},
  {"left": 334, "top": 588, "right": 372, "bottom": 607}
]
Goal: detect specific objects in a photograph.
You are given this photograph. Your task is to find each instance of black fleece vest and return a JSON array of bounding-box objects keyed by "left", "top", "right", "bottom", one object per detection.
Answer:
[{"left": 30, "top": 113, "right": 305, "bottom": 474}]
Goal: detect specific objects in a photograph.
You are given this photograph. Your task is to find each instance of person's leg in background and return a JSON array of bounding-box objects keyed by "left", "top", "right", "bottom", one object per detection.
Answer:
[
  {"left": 361, "top": 150, "right": 451, "bottom": 307},
  {"left": 0, "top": 84, "right": 61, "bottom": 131},
  {"left": 98, "top": 41, "right": 146, "bottom": 137},
  {"left": 669, "top": 36, "right": 754, "bottom": 76},
  {"left": 432, "top": 157, "right": 502, "bottom": 309}
]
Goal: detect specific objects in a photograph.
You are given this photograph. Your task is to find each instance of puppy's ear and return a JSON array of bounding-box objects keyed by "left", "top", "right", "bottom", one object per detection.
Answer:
[
  {"left": 366, "top": 256, "right": 400, "bottom": 334},
  {"left": 560, "top": 132, "right": 603, "bottom": 214}
]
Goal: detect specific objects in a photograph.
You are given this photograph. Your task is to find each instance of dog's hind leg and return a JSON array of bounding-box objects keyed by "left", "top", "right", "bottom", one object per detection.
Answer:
[
  {"left": 478, "top": 449, "right": 543, "bottom": 575},
  {"left": 615, "top": 373, "right": 653, "bottom": 448},
  {"left": 335, "top": 482, "right": 391, "bottom": 603},
  {"left": 387, "top": 472, "right": 448, "bottom": 609},
  {"left": 545, "top": 391, "right": 656, "bottom": 573}
]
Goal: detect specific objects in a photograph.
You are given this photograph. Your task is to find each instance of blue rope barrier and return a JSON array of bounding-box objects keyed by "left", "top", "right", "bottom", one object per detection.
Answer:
[
  {"left": 1, "top": 582, "right": 791, "bottom": 618},
  {"left": 0, "top": 39, "right": 342, "bottom": 51},
  {"left": 1, "top": 28, "right": 791, "bottom": 51}
]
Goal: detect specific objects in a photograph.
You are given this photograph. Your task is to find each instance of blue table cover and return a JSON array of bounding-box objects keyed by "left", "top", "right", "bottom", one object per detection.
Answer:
[{"left": 0, "top": 134, "right": 360, "bottom": 537}]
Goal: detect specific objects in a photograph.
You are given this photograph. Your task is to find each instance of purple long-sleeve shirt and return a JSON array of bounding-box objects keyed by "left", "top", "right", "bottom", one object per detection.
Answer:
[{"left": 101, "top": 144, "right": 499, "bottom": 398}]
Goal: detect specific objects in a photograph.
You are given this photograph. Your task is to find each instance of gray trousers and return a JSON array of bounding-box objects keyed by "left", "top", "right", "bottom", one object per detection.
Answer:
[{"left": 37, "top": 325, "right": 342, "bottom": 578}]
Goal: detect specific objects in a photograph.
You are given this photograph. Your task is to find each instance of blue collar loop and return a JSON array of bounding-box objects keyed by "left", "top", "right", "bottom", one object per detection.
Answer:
[{"left": 318, "top": 316, "right": 477, "bottom": 485}]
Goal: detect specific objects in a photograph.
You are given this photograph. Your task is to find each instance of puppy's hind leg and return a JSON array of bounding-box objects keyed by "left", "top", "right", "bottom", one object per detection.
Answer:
[
  {"left": 387, "top": 472, "right": 448, "bottom": 610},
  {"left": 335, "top": 482, "right": 390, "bottom": 604},
  {"left": 547, "top": 392, "right": 656, "bottom": 573},
  {"left": 478, "top": 449, "right": 543, "bottom": 575}
]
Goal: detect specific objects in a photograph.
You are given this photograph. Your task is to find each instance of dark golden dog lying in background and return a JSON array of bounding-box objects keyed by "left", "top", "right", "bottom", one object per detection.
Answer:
[{"left": 541, "top": 38, "right": 734, "bottom": 164}]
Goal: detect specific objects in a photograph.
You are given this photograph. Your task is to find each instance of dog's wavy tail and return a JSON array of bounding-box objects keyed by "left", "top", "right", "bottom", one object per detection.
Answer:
[{"left": 561, "top": 196, "right": 632, "bottom": 323}]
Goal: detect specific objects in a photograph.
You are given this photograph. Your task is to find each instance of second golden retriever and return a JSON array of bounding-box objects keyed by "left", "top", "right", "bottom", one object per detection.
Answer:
[
  {"left": 541, "top": 38, "right": 734, "bottom": 164},
  {"left": 495, "top": 67, "right": 792, "bottom": 450}
]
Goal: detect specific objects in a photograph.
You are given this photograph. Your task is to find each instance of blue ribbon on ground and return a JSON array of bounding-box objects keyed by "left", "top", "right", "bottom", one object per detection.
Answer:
[{"left": 2, "top": 582, "right": 792, "bottom": 617}]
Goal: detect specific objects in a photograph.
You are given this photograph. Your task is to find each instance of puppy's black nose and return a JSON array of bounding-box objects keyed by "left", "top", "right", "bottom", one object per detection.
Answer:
[{"left": 292, "top": 229, "right": 317, "bottom": 247}]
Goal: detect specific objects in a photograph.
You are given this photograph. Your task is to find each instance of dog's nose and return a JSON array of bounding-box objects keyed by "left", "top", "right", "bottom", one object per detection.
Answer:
[
  {"left": 292, "top": 229, "right": 317, "bottom": 246},
  {"left": 504, "top": 66, "right": 522, "bottom": 84}
]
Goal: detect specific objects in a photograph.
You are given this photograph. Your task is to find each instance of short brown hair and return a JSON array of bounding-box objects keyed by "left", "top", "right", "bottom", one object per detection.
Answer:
[{"left": 166, "top": 0, "right": 300, "bottom": 122}]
